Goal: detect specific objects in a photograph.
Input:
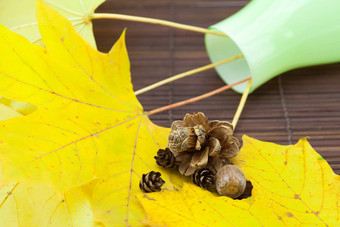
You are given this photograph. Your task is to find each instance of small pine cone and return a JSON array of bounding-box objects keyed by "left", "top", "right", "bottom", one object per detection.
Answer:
[
  {"left": 192, "top": 168, "right": 215, "bottom": 190},
  {"left": 154, "top": 148, "right": 175, "bottom": 168},
  {"left": 139, "top": 171, "right": 165, "bottom": 193}
]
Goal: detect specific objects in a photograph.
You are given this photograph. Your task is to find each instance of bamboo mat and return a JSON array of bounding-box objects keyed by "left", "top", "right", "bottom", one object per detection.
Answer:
[{"left": 93, "top": 0, "right": 340, "bottom": 174}]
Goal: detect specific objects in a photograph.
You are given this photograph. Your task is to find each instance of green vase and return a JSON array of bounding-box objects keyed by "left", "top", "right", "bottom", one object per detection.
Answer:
[{"left": 205, "top": 0, "right": 340, "bottom": 93}]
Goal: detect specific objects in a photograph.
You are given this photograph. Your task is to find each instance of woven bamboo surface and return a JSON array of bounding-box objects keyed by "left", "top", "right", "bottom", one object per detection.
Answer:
[{"left": 93, "top": 0, "right": 340, "bottom": 174}]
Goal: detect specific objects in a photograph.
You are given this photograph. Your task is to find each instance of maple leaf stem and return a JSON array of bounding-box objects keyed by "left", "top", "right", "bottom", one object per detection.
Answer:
[
  {"left": 147, "top": 77, "right": 251, "bottom": 116},
  {"left": 91, "top": 13, "right": 228, "bottom": 37},
  {"left": 232, "top": 79, "right": 252, "bottom": 130},
  {"left": 134, "top": 54, "right": 244, "bottom": 96}
]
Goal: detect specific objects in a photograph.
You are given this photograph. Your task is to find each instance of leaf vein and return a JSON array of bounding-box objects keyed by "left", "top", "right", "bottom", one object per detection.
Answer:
[
  {"left": 44, "top": 0, "right": 83, "bottom": 16},
  {"left": 144, "top": 117, "right": 160, "bottom": 148},
  {"left": 34, "top": 115, "right": 140, "bottom": 160},
  {"left": 191, "top": 189, "right": 235, "bottom": 226},
  {"left": 125, "top": 116, "right": 143, "bottom": 226},
  {"left": 13, "top": 194, "right": 20, "bottom": 226},
  {"left": 63, "top": 195, "right": 74, "bottom": 226},
  {"left": 50, "top": 19, "right": 138, "bottom": 112},
  {"left": 147, "top": 199, "right": 209, "bottom": 227},
  {"left": 248, "top": 141, "right": 328, "bottom": 226},
  {"left": 0, "top": 183, "right": 18, "bottom": 209},
  {"left": 0, "top": 71, "right": 136, "bottom": 113}
]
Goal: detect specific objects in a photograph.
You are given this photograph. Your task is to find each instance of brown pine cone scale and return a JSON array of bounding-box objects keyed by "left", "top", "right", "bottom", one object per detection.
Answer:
[
  {"left": 192, "top": 168, "right": 215, "bottom": 190},
  {"left": 154, "top": 148, "right": 175, "bottom": 168},
  {"left": 139, "top": 171, "right": 165, "bottom": 193}
]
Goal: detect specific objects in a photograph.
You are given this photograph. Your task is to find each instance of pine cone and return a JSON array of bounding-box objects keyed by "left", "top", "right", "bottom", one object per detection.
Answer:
[
  {"left": 154, "top": 148, "right": 175, "bottom": 168},
  {"left": 208, "top": 121, "right": 240, "bottom": 159},
  {"left": 139, "top": 171, "right": 165, "bottom": 193},
  {"left": 168, "top": 126, "right": 207, "bottom": 153},
  {"left": 192, "top": 168, "right": 215, "bottom": 190},
  {"left": 167, "top": 112, "right": 240, "bottom": 176}
]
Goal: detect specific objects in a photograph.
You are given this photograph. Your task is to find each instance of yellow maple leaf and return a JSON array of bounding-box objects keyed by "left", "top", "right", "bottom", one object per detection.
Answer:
[
  {"left": 0, "top": 182, "right": 94, "bottom": 227},
  {"left": 0, "top": 0, "right": 106, "bottom": 116},
  {"left": 0, "top": 0, "right": 104, "bottom": 48},
  {"left": 0, "top": 1, "right": 175, "bottom": 225},
  {"left": 0, "top": 0, "right": 138, "bottom": 190},
  {"left": 1, "top": 1, "right": 339, "bottom": 227},
  {"left": 137, "top": 135, "right": 340, "bottom": 226}
]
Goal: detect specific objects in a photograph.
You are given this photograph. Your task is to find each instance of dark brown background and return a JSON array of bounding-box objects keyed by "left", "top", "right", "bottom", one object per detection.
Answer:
[{"left": 93, "top": 0, "right": 340, "bottom": 174}]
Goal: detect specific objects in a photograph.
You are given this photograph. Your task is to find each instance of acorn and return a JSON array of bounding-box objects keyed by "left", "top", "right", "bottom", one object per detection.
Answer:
[{"left": 215, "top": 165, "right": 246, "bottom": 198}]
